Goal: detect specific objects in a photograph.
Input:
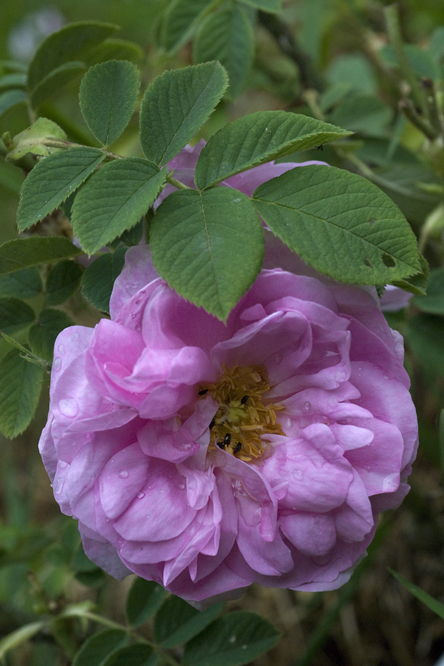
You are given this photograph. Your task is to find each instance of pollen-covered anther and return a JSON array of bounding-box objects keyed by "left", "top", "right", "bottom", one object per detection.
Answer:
[{"left": 198, "top": 364, "right": 284, "bottom": 461}]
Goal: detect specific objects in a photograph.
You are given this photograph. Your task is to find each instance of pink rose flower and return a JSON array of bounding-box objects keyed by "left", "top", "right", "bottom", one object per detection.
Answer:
[{"left": 39, "top": 154, "right": 418, "bottom": 603}]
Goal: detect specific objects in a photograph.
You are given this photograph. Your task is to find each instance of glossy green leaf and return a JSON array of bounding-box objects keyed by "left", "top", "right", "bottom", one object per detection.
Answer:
[
  {"left": 102, "top": 644, "right": 157, "bottom": 666},
  {"left": 27, "top": 21, "right": 118, "bottom": 91},
  {"left": 182, "top": 612, "right": 281, "bottom": 666},
  {"left": 6, "top": 118, "right": 67, "bottom": 162},
  {"left": 17, "top": 147, "right": 105, "bottom": 231},
  {"left": 240, "top": 0, "right": 281, "bottom": 10},
  {"left": 154, "top": 596, "right": 223, "bottom": 648},
  {"left": 72, "top": 630, "right": 129, "bottom": 666},
  {"left": 194, "top": 111, "right": 352, "bottom": 189},
  {"left": 0, "top": 350, "right": 43, "bottom": 439},
  {"left": 389, "top": 569, "right": 444, "bottom": 620},
  {"left": 0, "top": 238, "right": 83, "bottom": 276},
  {"left": 391, "top": 254, "right": 429, "bottom": 296},
  {"left": 46, "top": 260, "right": 83, "bottom": 305},
  {"left": 253, "top": 165, "right": 420, "bottom": 284},
  {"left": 0, "top": 298, "right": 35, "bottom": 334},
  {"left": 162, "top": 0, "right": 216, "bottom": 53},
  {"left": 0, "top": 267, "right": 43, "bottom": 299},
  {"left": 193, "top": 6, "right": 254, "bottom": 100},
  {"left": 28, "top": 309, "right": 75, "bottom": 362},
  {"left": 125, "top": 577, "right": 168, "bottom": 628},
  {"left": 0, "top": 89, "right": 26, "bottom": 120},
  {"left": 79, "top": 60, "right": 140, "bottom": 146},
  {"left": 140, "top": 62, "right": 228, "bottom": 166},
  {"left": 151, "top": 187, "right": 264, "bottom": 321},
  {"left": 30, "top": 61, "right": 86, "bottom": 108},
  {"left": 412, "top": 267, "right": 444, "bottom": 313},
  {"left": 81, "top": 246, "right": 127, "bottom": 313},
  {"left": 72, "top": 158, "right": 165, "bottom": 253}
]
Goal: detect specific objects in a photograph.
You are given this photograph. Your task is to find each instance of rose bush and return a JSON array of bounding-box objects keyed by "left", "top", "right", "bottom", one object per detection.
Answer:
[{"left": 39, "top": 155, "right": 418, "bottom": 603}]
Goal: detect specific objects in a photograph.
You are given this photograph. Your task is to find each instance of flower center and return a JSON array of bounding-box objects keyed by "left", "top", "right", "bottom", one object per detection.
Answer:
[{"left": 198, "top": 364, "right": 284, "bottom": 462}]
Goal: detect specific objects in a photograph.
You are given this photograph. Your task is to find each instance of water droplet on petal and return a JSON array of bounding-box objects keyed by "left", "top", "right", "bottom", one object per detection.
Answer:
[
  {"left": 137, "top": 492, "right": 145, "bottom": 499},
  {"left": 53, "top": 357, "right": 62, "bottom": 371},
  {"left": 294, "top": 469, "right": 303, "bottom": 480},
  {"left": 58, "top": 461, "right": 68, "bottom": 470},
  {"left": 54, "top": 479, "right": 64, "bottom": 494},
  {"left": 178, "top": 483, "right": 185, "bottom": 490},
  {"left": 72, "top": 332, "right": 79, "bottom": 341},
  {"left": 304, "top": 401, "right": 311, "bottom": 412},
  {"left": 58, "top": 398, "right": 79, "bottom": 417},
  {"left": 57, "top": 343, "right": 65, "bottom": 355},
  {"left": 118, "top": 470, "right": 129, "bottom": 479}
]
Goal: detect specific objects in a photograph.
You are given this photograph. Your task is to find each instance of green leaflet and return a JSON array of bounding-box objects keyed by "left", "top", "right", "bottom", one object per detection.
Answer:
[
  {"left": 150, "top": 187, "right": 264, "bottom": 321},
  {"left": 79, "top": 60, "right": 140, "bottom": 146},
  {"left": 140, "top": 62, "right": 228, "bottom": 166},
  {"left": 194, "top": 111, "right": 352, "bottom": 189},
  {"left": 253, "top": 165, "right": 420, "bottom": 285},
  {"left": 72, "top": 158, "right": 165, "bottom": 253}
]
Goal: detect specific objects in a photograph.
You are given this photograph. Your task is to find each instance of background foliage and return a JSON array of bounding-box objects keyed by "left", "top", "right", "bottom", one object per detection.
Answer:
[{"left": 2, "top": 0, "right": 444, "bottom": 664}]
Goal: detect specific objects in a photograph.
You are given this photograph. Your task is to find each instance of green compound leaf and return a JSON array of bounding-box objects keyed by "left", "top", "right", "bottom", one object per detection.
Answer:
[
  {"left": 102, "top": 644, "right": 157, "bottom": 666},
  {"left": 72, "top": 158, "right": 166, "bottom": 254},
  {"left": 154, "top": 596, "right": 223, "bottom": 648},
  {"left": 81, "top": 246, "right": 127, "bottom": 313},
  {"left": 140, "top": 62, "right": 228, "bottom": 166},
  {"left": 125, "top": 578, "right": 168, "bottom": 629},
  {"left": 182, "top": 611, "right": 281, "bottom": 666},
  {"left": 194, "top": 111, "right": 352, "bottom": 189},
  {"left": 28, "top": 309, "right": 75, "bottom": 362},
  {"left": 6, "top": 118, "right": 67, "bottom": 162},
  {"left": 150, "top": 187, "right": 264, "bottom": 321},
  {"left": 0, "top": 350, "right": 43, "bottom": 439},
  {"left": 46, "top": 260, "right": 83, "bottom": 305},
  {"left": 0, "top": 298, "right": 36, "bottom": 334},
  {"left": 0, "top": 238, "right": 83, "bottom": 276},
  {"left": 27, "top": 21, "right": 119, "bottom": 92},
  {"left": 72, "top": 629, "right": 129, "bottom": 666},
  {"left": 253, "top": 165, "right": 421, "bottom": 285},
  {"left": 17, "top": 147, "right": 106, "bottom": 231},
  {"left": 193, "top": 6, "right": 254, "bottom": 100},
  {"left": 30, "top": 61, "right": 87, "bottom": 108},
  {"left": 0, "top": 267, "right": 43, "bottom": 299},
  {"left": 79, "top": 60, "right": 140, "bottom": 147},
  {"left": 162, "top": 0, "right": 216, "bottom": 53},
  {"left": 240, "top": 0, "right": 282, "bottom": 10}
]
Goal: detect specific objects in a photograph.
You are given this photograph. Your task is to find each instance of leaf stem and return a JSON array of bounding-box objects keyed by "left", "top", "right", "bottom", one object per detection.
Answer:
[
  {"left": 166, "top": 173, "right": 191, "bottom": 190},
  {"left": 398, "top": 98, "right": 438, "bottom": 141}
]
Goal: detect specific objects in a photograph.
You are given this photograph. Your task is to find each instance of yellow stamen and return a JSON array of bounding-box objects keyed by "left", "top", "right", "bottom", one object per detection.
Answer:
[{"left": 198, "top": 364, "right": 284, "bottom": 461}]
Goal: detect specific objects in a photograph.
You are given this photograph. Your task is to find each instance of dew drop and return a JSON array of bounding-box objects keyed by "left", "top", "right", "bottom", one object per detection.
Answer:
[
  {"left": 58, "top": 461, "right": 68, "bottom": 470},
  {"left": 303, "top": 401, "right": 311, "bottom": 412},
  {"left": 72, "top": 331, "right": 79, "bottom": 341},
  {"left": 294, "top": 469, "right": 303, "bottom": 480},
  {"left": 178, "top": 483, "right": 185, "bottom": 490},
  {"left": 57, "top": 343, "right": 65, "bottom": 355},
  {"left": 118, "top": 470, "right": 129, "bottom": 479},
  {"left": 53, "top": 357, "right": 62, "bottom": 371},
  {"left": 137, "top": 492, "right": 145, "bottom": 499},
  {"left": 146, "top": 514, "right": 151, "bottom": 519},
  {"left": 54, "top": 478, "right": 64, "bottom": 494},
  {"left": 58, "top": 398, "right": 79, "bottom": 417},
  {"left": 135, "top": 325, "right": 141, "bottom": 332}
]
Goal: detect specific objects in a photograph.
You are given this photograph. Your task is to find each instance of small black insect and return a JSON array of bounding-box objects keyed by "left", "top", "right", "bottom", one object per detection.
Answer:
[
  {"left": 234, "top": 442, "right": 242, "bottom": 454},
  {"left": 198, "top": 389, "right": 208, "bottom": 395},
  {"left": 240, "top": 395, "right": 249, "bottom": 405},
  {"left": 223, "top": 433, "right": 232, "bottom": 446},
  {"left": 217, "top": 441, "right": 225, "bottom": 449},
  {"left": 209, "top": 418, "right": 215, "bottom": 429}
]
